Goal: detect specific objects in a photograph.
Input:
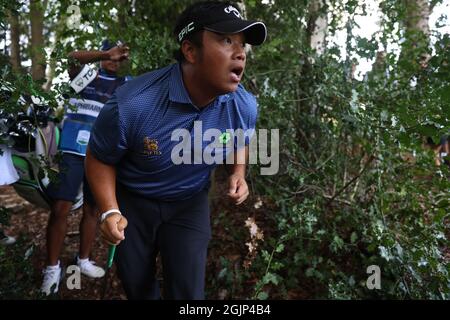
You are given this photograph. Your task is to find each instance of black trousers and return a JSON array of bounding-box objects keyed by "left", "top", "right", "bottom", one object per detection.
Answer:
[{"left": 115, "top": 183, "right": 211, "bottom": 300}]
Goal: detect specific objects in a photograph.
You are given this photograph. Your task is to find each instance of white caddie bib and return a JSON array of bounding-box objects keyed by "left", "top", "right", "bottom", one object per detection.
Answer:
[{"left": 70, "top": 64, "right": 97, "bottom": 93}]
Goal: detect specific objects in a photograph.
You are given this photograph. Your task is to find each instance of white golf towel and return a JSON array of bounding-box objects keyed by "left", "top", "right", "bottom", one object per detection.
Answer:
[{"left": 0, "top": 145, "right": 19, "bottom": 185}]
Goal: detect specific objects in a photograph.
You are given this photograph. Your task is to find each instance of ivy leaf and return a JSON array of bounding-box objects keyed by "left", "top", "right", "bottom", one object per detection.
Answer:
[
  {"left": 379, "top": 246, "right": 392, "bottom": 261},
  {"left": 275, "top": 243, "right": 285, "bottom": 253},
  {"left": 350, "top": 232, "right": 358, "bottom": 244},
  {"left": 257, "top": 291, "right": 269, "bottom": 300},
  {"left": 263, "top": 272, "right": 279, "bottom": 286}
]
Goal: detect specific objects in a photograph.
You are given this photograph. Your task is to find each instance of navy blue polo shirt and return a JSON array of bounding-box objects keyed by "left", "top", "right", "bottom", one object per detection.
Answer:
[{"left": 89, "top": 63, "right": 258, "bottom": 200}]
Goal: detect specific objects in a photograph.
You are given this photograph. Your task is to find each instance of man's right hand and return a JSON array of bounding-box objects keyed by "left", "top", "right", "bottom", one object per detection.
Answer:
[
  {"left": 107, "top": 45, "right": 129, "bottom": 61},
  {"left": 100, "top": 213, "right": 128, "bottom": 245}
]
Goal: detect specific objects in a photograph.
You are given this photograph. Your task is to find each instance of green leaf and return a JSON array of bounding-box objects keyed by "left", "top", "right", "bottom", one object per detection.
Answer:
[
  {"left": 306, "top": 268, "right": 315, "bottom": 277},
  {"left": 263, "top": 273, "right": 279, "bottom": 286},
  {"left": 379, "top": 246, "right": 392, "bottom": 261},
  {"left": 350, "top": 232, "right": 358, "bottom": 244},
  {"left": 257, "top": 291, "right": 269, "bottom": 300},
  {"left": 275, "top": 243, "right": 285, "bottom": 253}
]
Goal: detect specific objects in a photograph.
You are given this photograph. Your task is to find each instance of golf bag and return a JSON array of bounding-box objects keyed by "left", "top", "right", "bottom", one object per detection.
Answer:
[{"left": 0, "top": 101, "right": 83, "bottom": 211}]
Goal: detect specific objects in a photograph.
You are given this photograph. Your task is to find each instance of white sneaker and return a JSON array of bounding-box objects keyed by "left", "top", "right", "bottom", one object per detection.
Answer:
[
  {"left": 77, "top": 257, "right": 105, "bottom": 278},
  {"left": 41, "top": 263, "right": 62, "bottom": 296},
  {"left": 0, "top": 235, "right": 16, "bottom": 245}
]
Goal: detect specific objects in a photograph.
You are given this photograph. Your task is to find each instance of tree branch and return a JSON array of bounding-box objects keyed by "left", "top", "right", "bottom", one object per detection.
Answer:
[{"left": 326, "top": 155, "right": 376, "bottom": 206}]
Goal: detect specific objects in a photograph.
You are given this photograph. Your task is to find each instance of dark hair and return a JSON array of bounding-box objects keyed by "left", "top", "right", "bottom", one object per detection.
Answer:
[
  {"left": 173, "top": 1, "right": 234, "bottom": 62},
  {"left": 173, "top": 30, "right": 204, "bottom": 63}
]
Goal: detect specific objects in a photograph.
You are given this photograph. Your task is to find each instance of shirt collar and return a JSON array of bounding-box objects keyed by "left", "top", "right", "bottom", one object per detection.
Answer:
[
  {"left": 98, "top": 68, "right": 117, "bottom": 79},
  {"left": 169, "top": 63, "right": 234, "bottom": 108},
  {"left": 169, "top": 63, "right": 193, "bottom": 105}
]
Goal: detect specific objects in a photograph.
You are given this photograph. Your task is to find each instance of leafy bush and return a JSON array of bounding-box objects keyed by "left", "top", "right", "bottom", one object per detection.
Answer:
[
  {"left": 0, "top": 207, "right": 40, "bottom": 299},
  {"left": 244, "top": 0, "right": 450, "bottom": 299}
]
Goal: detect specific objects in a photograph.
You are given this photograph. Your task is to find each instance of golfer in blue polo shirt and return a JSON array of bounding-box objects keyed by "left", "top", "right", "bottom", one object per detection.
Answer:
[{"left": 86, "top": 1, "right": 267, "bottom": 299}]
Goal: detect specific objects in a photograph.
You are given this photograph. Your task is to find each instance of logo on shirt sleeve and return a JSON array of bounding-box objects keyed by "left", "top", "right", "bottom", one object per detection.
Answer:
[
  {"left": 142, "top": 137, "right": 162, "bottom": 156},
  {"left": 76, "top": 130, "right": 90, "bottom": 146}
]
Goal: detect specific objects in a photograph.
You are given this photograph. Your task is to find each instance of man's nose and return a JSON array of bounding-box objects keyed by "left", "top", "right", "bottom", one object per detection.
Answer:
[{"left": 233, "top": 43, "right": 246, "bottom": 61}]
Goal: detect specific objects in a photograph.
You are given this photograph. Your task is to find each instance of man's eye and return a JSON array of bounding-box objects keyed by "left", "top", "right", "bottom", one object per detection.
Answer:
[{"left": 223, "top": 37, "right": 232, "bottom": 45}]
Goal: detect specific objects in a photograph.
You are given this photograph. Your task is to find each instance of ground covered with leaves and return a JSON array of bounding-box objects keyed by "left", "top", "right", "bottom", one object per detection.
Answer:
[{"left": 1, "top": 185, "right": 126, "bottom": 299}]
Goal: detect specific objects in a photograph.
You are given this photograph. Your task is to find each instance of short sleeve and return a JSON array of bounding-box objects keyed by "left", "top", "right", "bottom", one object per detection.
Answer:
[
  {"left": 232, "top": 89, "right": 258, "bottom": 150},
  {"left": 88, "top": 94, "right": 128, "bottom": 164},
  {"left": 246, "top": 97, "right": 258, "bottom": 145},
  {"left": 242, "top": 92, "right": 258, "bottom": 147}
]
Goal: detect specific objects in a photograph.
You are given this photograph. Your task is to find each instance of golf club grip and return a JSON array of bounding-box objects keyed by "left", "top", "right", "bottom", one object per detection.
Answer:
[{"left": 107, "top": 245, "right": 116, "bottom": 268}]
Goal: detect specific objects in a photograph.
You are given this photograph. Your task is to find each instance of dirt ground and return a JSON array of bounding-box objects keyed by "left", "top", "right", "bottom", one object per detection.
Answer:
[{"left": 1, "top": 184, "right": 127, "bottom": 299}]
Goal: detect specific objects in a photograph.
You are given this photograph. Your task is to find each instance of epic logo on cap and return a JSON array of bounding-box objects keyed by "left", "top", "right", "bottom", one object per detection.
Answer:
[{"left": 178, "top": 22, "right": 195, "bottom": 42}]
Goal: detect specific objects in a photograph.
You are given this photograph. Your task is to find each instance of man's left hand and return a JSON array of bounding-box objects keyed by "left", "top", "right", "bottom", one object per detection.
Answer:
[
  {"left": 227, "top": 174, "right": 249, "bottom": 205},
  {"left": 108, "top": 45, "right": 129, "bottom": 61}
]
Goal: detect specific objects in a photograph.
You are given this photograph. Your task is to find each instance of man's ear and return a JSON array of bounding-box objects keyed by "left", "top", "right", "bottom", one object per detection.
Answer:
[{"left": 181, "top": 40, "right": 197, "bottom": 64}]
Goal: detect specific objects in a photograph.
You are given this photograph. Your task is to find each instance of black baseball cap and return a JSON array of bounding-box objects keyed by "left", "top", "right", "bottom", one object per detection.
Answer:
[
  {"left": 100, "top": 39, "right": 125, "bottom": 51},
  {"left": 175, "top": 1, "right": 267, "bottom": 46},
  {"left": 100, "top": 39, "right": 114, "bottom": 51}
]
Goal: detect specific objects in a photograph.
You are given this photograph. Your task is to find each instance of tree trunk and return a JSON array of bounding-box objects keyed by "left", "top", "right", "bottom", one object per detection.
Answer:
[
  {"left": 236, "top": 1, "right": 247, "bottom": 19},
  {"left": 235, "top": 1, "right": 253, "bottom": 55},
  {"left": 118, "top": 0, "right": 129, "bottom": 31},
  {"left": 8, "top": 10, "right": 21, "bottom": 72},
  {"left": 44, "top": 27, "right": 59, "bottom": 91},
  {"left": 405, "top": 0, "right": 430, "bottom": 37},
  {"left": 308, "top": 0, "right": 328, "bottom": 55},
  {"left": 30, "top": 0, "right": 46, "bottom": 81},
  {"left": 400, "top": 0, "right": 431, "bottom": 68}
]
